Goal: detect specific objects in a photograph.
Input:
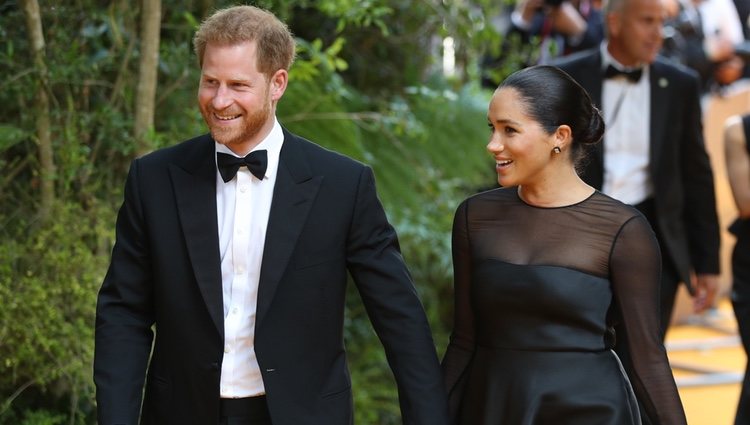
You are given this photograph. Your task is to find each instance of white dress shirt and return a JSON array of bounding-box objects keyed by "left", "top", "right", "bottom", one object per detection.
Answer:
[
  {"left": 600, "top": 44, "right": 654, "bottom": 205},
  {"left": 215, "top": 118, "right": 283, "bottom": 398}
]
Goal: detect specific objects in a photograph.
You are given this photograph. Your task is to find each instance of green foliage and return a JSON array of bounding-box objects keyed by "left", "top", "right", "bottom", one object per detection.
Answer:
[
  {"left": 0, "top": 0, "right": 502, "bottom": 423},
  {"left": 0, "top": 201, "right": 111, "bottom": 424},
  {"left": 481, "top": 31, "right": 563, "bottom": 87},
  {"left": 18, "top": 410, "right": 66, "bottom": 425},
  {"left": 0, "top": 125, "right": 28, "bottom": 151},
  {"left": 291, "top": 37, "right": 350, "bottom": 82},
  {"left": 289, "top": 0, "right": 507, "bottom": 96}
]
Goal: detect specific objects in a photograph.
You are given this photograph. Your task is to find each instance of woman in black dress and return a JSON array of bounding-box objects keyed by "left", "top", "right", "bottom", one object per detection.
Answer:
[{"left": 441, "top": 65, "right": 686, "bottom": 425}]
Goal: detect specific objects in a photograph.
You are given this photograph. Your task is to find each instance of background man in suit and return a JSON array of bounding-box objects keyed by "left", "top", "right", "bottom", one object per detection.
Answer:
[
  {"left": 553, "top": 0, "right": 720, "bottom": 343},
  {"left": 93, "top": 5, "right": 448, "bottom": 425}
]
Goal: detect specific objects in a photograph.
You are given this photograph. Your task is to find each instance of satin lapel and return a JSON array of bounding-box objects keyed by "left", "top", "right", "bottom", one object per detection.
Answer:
[
  {"left": 649, "top": 61, "right": 669, "bottom": 170},
  {"left": 169, "top": 136, "right": 224, "bottom": 336},
  {"left": 582, "top": 53, "right": 604, "bottom": 108},
  {"left": 256, "top": 132, "right": 322, "bottom": 328},
  {"left": 588, "top": 71, "right": 605, "bottom": 168},
  {"left": 579, "top": 52, "right": 605, "bottom": 168}
]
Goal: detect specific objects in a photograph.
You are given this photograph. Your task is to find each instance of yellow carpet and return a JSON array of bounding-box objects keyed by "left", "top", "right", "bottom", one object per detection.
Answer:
[{"left": 666, "top": 300, "right": 744, "bottom": 425}]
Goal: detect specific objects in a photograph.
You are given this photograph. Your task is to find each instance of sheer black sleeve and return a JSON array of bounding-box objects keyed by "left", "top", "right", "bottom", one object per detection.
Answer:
[
  {"left": 441, "top": 200, "right": 475, "bottom": 423},
  {"left": 610, "top": 215, "right": 688, "bottom": 425}
]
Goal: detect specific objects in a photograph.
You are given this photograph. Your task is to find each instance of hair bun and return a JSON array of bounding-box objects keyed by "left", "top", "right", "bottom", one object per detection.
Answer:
[{"left": 580, "top": 105, "right": 605, "bottom": 145}]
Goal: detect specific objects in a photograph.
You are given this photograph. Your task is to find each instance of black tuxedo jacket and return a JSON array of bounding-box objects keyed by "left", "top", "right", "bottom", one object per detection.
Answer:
[
  {"left": 94, "top": 129, "right": 448, "bottom": 425},
  {"left": 553, "top": 50, "right": 720, "bottom": 290}
]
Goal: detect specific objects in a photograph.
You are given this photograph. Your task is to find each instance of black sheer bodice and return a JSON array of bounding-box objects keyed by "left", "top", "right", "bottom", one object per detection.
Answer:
[{"left": 442, "top": 188, "right": 686, "bottom": 425}]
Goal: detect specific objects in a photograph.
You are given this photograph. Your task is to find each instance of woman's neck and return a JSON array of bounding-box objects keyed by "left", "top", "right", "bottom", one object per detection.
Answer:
[{"left": 518, "top": 171, "right": 594, "bottom": 208}]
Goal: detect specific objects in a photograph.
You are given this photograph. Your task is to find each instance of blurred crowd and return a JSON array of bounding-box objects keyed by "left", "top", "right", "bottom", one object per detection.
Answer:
[{"left": 483, "top": 0, "right": 750, "bottom": 96}]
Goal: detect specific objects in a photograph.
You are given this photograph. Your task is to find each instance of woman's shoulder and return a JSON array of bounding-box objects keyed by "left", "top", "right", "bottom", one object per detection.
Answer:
[
  {"left": 455, "top": 186, "right": 517, "bottom": 216},
  {"left": 461, "top": 186, "right": 516, "bottom": 205},
  {"left": 586, "top": 191, "right": 647, "bottom": 224}
]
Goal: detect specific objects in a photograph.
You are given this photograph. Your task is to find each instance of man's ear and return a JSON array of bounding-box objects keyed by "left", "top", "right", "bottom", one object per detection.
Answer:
[
  {"left": 606, "top": 11, "right": 621, "bottom": 39},
  {"left": 270, "top": 69, "right": 288, "bottom": 101}
]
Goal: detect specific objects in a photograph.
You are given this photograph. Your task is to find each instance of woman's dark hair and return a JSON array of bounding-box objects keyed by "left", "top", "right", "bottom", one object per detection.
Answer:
[{"left": 497, "top": 65, "right": 604, "bottom": 167}]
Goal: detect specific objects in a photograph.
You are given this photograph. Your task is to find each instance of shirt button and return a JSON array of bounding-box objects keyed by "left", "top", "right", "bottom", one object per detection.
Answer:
[
  {"left": 224, "top": 346, "right": 231, "bottom": 353},
  {"left": 232, "top": 307, "right": 238, "bottom": 315},
  {"left": 240, "top": 186, "right": 248, "bottom": 193}
]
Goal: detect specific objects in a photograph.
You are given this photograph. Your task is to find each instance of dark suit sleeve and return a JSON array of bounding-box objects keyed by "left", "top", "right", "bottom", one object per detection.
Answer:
[
  {"left": 344, "top": 166, "right": 449, "bottom": 425},
  {"left": 681, "top": 36, "right": 713, "bottom": 89},
  {"left": 94, "top": 159, "right": 155, "bottom": 424},
  {"left": 678, "top": 72, "right": 721, "bottom": 275}
]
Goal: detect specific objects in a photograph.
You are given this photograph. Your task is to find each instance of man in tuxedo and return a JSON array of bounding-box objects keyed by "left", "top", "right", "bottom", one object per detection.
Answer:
[
  {"left": 553, "top": 0, "right": 720, "bottom": 340},
  {"left": 93, "top": 5, "right": 448, "bottom": 425}
]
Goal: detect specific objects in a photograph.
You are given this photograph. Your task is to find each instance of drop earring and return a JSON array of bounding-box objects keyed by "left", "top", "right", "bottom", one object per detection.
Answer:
[{"left": 552, "top": 146, "right": 562, "bottom": 154}]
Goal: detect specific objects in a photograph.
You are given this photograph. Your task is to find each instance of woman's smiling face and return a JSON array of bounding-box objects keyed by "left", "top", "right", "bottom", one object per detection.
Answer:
[{"left": 486, "top": 87, "right": 557, "bottom": 188}]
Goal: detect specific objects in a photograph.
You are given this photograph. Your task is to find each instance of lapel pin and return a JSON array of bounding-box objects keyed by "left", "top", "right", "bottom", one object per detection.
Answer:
[{"left": 659, "top": 78, "right": 668, "bottom": 88}]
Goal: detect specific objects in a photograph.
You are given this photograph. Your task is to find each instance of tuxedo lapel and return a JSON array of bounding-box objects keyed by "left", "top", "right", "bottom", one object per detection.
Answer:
[
  {"left": 256, "top": 132, "right": 322, "bottom": 328},
  {"left": 169, "top": 136, "right": 224, "bottom": 336},
  {"left": 577, "top": 52, "right": 605, "bottom": 181},
  {"left": 586, "top": 60, "right": 605, "bottom": 169},
  {"left": 649, "top": 61, "right": 669, "bottom": 170},
  {"left": 581, "top": 53, "right": 604, "bottom": 109}
]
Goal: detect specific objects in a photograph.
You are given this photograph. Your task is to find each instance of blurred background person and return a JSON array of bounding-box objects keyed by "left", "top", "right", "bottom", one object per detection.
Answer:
[
  {"left": 661, "top": 0, "right": 746, "bottom": 95},
  {"left": 733, "top": 0, "right": 750, "bottom": 39},
  {"left": 724, "top": 113, "right": 750, "bottom": 425},
  {"left": 481, "top": 0, "right": 604, "bottom": 87}
]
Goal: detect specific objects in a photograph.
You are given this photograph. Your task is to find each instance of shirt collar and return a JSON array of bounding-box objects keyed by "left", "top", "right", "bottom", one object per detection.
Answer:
[
  {"left": 600, "top": 42, "right": 650, "bottom": 83},
  {"left": 600, "top": 42, "right": 649, "bottom": 74}
]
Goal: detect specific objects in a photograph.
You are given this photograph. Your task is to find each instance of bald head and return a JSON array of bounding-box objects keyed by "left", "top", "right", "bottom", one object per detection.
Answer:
[{"left": 605, "top": 0, "right": 665, "bottom": 66}]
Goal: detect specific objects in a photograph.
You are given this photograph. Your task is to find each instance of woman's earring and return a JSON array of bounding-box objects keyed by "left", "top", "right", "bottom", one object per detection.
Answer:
[{"left": 553, "top": 146, "right": 562, "bottom": 154}]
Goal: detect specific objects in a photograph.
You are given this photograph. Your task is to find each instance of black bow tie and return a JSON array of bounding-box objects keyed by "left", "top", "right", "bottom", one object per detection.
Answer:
[
  {"left": 604, "top": 64, "right": 643, "bottom": 83},
  {"left": 216, "top": 150, "right": 268, "bottom": 182}
]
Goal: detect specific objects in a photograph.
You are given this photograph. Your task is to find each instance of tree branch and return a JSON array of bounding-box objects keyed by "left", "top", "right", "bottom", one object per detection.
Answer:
[{"left": 20, "top": 0, "right": 55, "bottom": 218}]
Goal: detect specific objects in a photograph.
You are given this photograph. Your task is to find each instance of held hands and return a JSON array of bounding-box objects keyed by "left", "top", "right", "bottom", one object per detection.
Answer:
[{"left": 692, "top": 273, "right": 720, "bottom": 313}]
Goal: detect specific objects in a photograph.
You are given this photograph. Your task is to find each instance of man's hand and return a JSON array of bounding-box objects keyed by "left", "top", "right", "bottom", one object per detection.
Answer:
[
  {"left": 693, "top": 273, "right": 720, "bottom": 313},
  {"left": 715, "top": 55, "right": 744, "bottom": 85}
]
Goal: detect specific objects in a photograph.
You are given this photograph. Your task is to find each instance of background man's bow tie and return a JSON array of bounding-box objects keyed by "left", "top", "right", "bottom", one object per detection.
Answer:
[
  {"left": 604, "top": 64, "right": 643, "bottom": 83},
  {"left": 216, "top": 150, "right": 268, "bottom": 182}
]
